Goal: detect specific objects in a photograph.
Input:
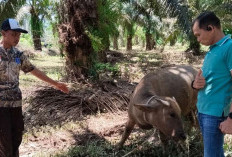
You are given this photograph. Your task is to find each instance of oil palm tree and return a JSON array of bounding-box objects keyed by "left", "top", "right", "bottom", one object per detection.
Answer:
[
  {"left": 120, "top": 1, "right": 138, "bottom": 51},
  {"left": 131, "top": 0, "right": 162, "bottom": 50},
  {"left": 58, "top": 0, "right": 98, "bottom": 80},
  {"left": 157, "top": 0, "right": 201, "bottom": 55},
  {"left": 122, "top": 0, "right": 200, "bottom": 54},
  {"left": 17, "top": 0, "right": 52, "bottom": 51},
  {"left": 58, "top": 0, "right": 122, "bottom": 80}
]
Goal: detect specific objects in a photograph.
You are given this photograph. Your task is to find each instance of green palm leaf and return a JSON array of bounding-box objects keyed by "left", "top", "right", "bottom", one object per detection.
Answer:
[{"left": 0, "top": 0, "right": 26, "bottom": 25}]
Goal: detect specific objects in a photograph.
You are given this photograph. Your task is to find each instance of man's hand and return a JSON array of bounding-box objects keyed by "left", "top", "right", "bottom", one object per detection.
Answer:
[
  {"left": 193, "top": 69, "right": 205, "bottom": 89},
  {"left": 220, "top": 118, "right": 232, "bottom": 134},
  {"left": 55, "top": 82, "right": 69, "bottom": 94}
]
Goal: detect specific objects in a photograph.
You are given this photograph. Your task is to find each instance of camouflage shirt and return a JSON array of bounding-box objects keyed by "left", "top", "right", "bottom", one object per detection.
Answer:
[{"left": 0, "top": 46, "right": 35, "bottom": 107}]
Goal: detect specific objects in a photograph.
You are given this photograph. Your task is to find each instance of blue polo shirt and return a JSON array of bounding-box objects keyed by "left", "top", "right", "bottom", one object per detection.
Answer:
[{"left": 197, "top": 34, "right": 232, "bottom": 117}]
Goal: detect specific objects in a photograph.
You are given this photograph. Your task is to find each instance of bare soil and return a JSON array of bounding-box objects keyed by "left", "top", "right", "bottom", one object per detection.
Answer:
[{"left": 19, "top": 48, "right": 203, "bottom": 156}]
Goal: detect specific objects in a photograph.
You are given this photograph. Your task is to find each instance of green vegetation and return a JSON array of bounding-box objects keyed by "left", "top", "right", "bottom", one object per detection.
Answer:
[
  {"left": 19, "top": 54, "right": 65, "bottom": 88},
  {"left": 90, "top": 62, "right": 120, "bottom": 80},
  {"left": 0, "top": 0, "right": 231, "bottom": 156}
]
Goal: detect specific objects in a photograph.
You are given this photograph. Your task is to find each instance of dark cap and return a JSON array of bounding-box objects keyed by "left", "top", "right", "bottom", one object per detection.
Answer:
[{"left": 1, "top": 18, "right": 28, "bottom": 33}]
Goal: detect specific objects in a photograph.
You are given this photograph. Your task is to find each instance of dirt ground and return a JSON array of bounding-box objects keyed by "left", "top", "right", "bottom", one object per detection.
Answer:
[
  {"left": 19, "top": 48, "right": 204, "bottom": 156},
  {"left": 20, "top": 111, "right": 129, "bottom": 156}
]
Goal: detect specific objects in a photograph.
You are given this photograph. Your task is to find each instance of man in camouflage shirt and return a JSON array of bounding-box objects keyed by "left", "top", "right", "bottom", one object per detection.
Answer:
[{"left": 0, "top": 18, "right": 69, "bottom": 157}]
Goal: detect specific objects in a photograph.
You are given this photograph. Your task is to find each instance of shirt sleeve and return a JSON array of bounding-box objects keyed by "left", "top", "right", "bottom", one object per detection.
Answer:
[{"left": 20, "top": 52, "right": 35, "bottom": 73}]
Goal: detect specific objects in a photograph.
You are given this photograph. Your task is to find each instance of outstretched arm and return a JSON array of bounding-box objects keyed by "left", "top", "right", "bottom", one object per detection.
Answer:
[{"left": 30, "top": 68, "right": 69, "bottom": 93}]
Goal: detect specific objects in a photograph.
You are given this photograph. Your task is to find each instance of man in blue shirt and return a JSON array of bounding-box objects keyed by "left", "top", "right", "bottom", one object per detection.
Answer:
[{"left": 192, "top": 11, "right": 232, "bottom": 157}]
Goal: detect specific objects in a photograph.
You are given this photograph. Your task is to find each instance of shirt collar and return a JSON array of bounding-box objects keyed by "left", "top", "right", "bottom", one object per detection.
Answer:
[
  {"left": 0, "top": 45, "right": 16, "bottom": 56},
  {"left": 210, "top": 34, "right": 231, "bottom": 49}
]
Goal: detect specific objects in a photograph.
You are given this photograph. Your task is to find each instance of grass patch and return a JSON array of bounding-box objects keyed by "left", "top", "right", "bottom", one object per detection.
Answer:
[{"left": 19, "top": 55, "right": 65, "bottom": 88}]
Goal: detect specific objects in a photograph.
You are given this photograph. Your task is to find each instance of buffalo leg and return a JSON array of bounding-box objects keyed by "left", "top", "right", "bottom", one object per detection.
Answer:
[
  {"left": 159, "top": 131, "right": 169, "bottom": 154},
  {"left": 117, "top": 119, "right": 135, "bottom": 148}
]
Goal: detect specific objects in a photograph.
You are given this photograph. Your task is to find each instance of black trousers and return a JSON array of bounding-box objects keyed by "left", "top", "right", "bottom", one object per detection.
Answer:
[{"left": 0, "top": 107, "right": 24, "bottom": 157}]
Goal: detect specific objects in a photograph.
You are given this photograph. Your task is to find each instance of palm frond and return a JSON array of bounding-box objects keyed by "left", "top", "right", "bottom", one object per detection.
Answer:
[
  {"left": 0, "top": 0, "right": 26, "bottom": 25},
  {"left": 157, "top": 0, "right": 192, "bottom": 35},
  {"left": 216, "top": 2, "right": 232, "bottom": 14},
  {"left": 16, "top": 5, "right": 31, "bottom": 22}
]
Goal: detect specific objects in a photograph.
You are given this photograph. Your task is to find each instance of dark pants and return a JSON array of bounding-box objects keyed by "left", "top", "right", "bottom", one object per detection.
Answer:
[{"left": 0, "top": 107, "right": 24, "bottom": 157}]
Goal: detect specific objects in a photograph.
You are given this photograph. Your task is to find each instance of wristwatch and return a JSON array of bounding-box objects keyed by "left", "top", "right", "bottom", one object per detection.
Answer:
[
  {"left": 229, "top": 112, "right": 232, "bottom": 119},
  {"left": 191, "top": 80, "right": 197, "bottom": 90}
]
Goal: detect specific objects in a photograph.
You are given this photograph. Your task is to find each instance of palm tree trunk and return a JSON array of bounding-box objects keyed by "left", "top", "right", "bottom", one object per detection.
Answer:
[
  {"left": 113, "top": 35, "right": 118, "bottom": 50},
  {"left": 145, "top": 32, "right": 152, "bottom": 50},
  {"left": 126, "top": 23, "right": 133, "bottom": 51},
  {"left": 151, "top": 37, "right": 156, "bottom": 49},
  {"left": 189, "top": 34, "right": 201, "bottom": 55},
  {"left": 32, "top": 32, "right": 42, "bottom": 51},
  {"left": 30, "top": 8, "right": 42, "bottom": 51},
  {"left": 127, "top": 36, "right": 132, "bottom": 51},
  {"left": 58, "top": 0, "right": 98, "bottom": 80},
  {"left": 184, "top": 34, "right": 201, "bottom": 55}
]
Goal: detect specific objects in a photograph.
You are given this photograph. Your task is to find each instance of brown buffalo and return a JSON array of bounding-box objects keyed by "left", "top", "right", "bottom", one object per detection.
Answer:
[{"left": 117, "top": 65, "right": 198, "bottom": 148}]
